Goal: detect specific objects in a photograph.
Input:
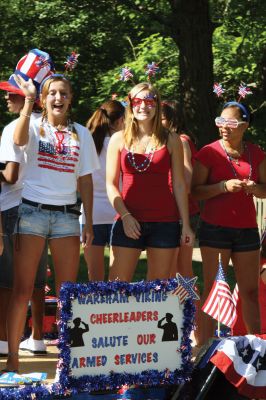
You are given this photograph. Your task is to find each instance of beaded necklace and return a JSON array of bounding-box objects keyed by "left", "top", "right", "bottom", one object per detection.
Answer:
[
  {"left": 220, "top": 139, "right": 252, "bottom": 180},
  {"left": 127, "top": 135, "right": 157, "bottom": 172},
  {"left": 127, "top": 146, "right": 155, "bottom": 172}
]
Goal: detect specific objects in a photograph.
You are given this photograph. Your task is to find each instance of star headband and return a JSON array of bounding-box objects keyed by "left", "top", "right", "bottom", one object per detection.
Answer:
[
  {"left": 213, "top": 82, "right": 253, "bottom": 102},
  {"left": 118, "top": 60, "right": 161, "bottom": 85}
]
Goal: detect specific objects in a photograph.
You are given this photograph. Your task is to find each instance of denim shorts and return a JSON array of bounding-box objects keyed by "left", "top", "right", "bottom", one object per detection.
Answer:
[
  {"left": 15, "top": 203, "right": 80, "bottom": 239},
  {"left": 0, "top": 206, "right": 48, "bottom": 289},
  {"left": 199, "top": 220, "right": 260, "bottom": 252},
  {"left": 110, "top": 220, "right": 181, "bottom": 249},
  {"left": 92, "top": 224, "right": 112, "bottom": 246}
]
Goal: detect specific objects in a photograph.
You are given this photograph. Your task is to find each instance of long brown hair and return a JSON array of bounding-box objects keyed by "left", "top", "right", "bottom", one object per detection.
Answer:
[
  {"left": 87, "top": 100, "right": 125, "bottom": 154},
  {"left": 161, "top": 100, "right": 197, "bottom": 144},
  {"left": 124, "top": 82, "right": 168, "bottom": 148}
]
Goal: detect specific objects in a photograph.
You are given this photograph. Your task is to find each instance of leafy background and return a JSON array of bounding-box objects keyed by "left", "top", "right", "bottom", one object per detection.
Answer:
[{"left": 0, "top": 0, "right": 265, "bottom": 147}]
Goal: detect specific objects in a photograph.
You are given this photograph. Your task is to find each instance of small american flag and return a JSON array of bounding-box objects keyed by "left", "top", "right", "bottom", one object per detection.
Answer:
[
  {"left": 64, "top": 51, "right": 79, "bottom": 71},
  {"left": 238, "top": 83, "right": 252, "bottom": 99},
  {"left": 232, "top": 283, "right": 239, "bottom": 307},
  {"left": 145, "top": 62, "right": 160, "bottom": 79},
  {"left": 119, "top": 67, "right": 133, "bottom": 81},
  {"left": 213, "top": 82, "right": 225, "bottom": 97},
  {"left": 202, "top": 258, "right": 237, "bottom": 327}
]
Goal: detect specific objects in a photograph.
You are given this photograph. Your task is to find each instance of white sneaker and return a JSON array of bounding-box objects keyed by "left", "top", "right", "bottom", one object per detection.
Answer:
[
  {"left": 0, "top": 340, "right": 8, "bottom": 356},
  {"left": 19, "top": 336, "right": 47, "bottom": 355}
]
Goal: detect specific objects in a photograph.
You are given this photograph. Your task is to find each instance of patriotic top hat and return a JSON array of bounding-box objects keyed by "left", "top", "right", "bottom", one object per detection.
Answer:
[{"left": 0, "top": 48, "right": 54, "bottom": 97}]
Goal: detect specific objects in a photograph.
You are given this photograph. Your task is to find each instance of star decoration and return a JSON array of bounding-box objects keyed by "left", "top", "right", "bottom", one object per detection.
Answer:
[
  {"left": 172, "top": 273, "right": 200, "bottom": 304},
  {"left": 241, "top": 349, "right": 249, "bottom": 357},
  {"left": 256, "top": 358, "right": 262, "bottom": 371}
]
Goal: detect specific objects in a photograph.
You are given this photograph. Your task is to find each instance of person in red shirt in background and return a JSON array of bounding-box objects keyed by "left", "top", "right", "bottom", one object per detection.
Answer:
[
  {"left": 161, "top": 101, "right": 200, "bottom": 279},
  {"left": 192, "top": 102, "right": 266, "bottom": 345},
  {"left": 106, "top": 82, "right": 194, "bottom": 282},
  {"left": 161, "top": 101, "right": 200, "bottom": 345}
]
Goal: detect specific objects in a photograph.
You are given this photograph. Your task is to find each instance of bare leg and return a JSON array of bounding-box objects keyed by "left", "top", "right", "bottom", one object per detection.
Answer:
[
  {"left": 169, "top": 248, "right": 178, "bottom": 278},
  {"left": 109, "top": 246, "right": 142, "bottom": 282},
  {"left": 176, "top": 245, "right": 194, "bottom": 277},
  {"left": 232, "top": 250, "right": 260, "bottom": 334},
  {"left": 176, "top": 245, "right": 199, "bottom": 345},
  {"left": 84, "top": 244, "right": 105, "bottom": 281},
  {"left": 49, "top": 237, "right": 80, "bottom": 296},
  {"left": 146, "top": 247, "right": 177, "bottom": 280},
  {"left": 31, "top": 288, "right": 45, "bottom": 340},
  {"left": 6, "top": 235, "right": 46, "bottom": 371},
  {"left": 0, "top": 288, "right": 12, "bottom": 341},
  {"left": 198, "top": 247, "right": 231, "bottom": 346}
]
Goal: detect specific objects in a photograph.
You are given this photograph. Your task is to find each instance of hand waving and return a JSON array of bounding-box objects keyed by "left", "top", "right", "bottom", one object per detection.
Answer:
[{"left": 13, "top": 75, "right": 36, "bottom": 99}]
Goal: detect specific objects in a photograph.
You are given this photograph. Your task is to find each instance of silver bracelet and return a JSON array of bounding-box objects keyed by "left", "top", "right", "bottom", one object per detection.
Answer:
[{"left": 20, "top": 112, "right": 31, "bottom": 118}]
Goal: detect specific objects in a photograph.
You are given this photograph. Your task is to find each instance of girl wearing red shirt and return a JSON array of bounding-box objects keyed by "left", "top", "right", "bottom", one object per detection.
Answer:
[
  {"left": 192, "top": 102, "right": 266, "bottom": 345},
  {"left": 106, "top": 82, "right": 194, "bottom": 282}
]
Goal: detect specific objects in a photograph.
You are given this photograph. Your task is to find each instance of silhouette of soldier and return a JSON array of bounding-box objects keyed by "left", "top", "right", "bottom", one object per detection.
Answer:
[
  {"left": 69, "top": 317, "right": 89, "bottom": 347},
  {"left": 157, "top": 313, "right": 178, "bottom": 341}
]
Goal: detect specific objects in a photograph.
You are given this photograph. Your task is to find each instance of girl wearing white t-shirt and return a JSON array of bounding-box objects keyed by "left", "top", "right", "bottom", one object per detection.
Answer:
[
  {"left": 4, "top": 74, "right": 99, "bottom": 373},
  {"left": 81, "top": 100, "right": 124, "bottom": 281}
]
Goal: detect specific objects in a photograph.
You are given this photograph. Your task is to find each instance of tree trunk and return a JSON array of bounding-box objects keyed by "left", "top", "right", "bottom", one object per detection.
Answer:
[{"left": 170, "top": 0, "right": 218, "bottom": 147}]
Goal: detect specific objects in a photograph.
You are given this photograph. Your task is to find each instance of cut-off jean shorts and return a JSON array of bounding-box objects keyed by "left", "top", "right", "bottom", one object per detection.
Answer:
[
  {"left": 199, "top": 220, "right": 260, "bottom": 252},
  {"left": 110, "top": 220, "right": 181, "bottom": 250},
  {"left": 15, "top": 203, "right": 80, "bottom": 239},
  {"left": 0, "top": 206, "right": 47, "bottom": 289}
]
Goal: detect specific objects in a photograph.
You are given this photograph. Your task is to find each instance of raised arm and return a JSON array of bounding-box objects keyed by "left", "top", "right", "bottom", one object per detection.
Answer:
[{"left": 12, "top": 75, "right": 36, "bottom": 146}]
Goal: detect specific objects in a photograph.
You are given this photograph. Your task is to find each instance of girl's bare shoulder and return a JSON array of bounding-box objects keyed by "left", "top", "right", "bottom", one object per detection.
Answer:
[{"left": 109, "top": 130, "right": 124, "bottom": 144}]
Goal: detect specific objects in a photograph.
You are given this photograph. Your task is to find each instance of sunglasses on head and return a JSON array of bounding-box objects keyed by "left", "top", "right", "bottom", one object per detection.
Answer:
[
  {"left": 131, "top": 97, "right": 156, "bottom": 108},
  {"left": 215, "top": 117, "right": 246, "bottom": 129}
]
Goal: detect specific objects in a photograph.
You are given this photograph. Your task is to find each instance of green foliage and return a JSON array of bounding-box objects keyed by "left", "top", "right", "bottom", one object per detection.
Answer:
[
  {"left": 89, "top": 33, "right": 179, "bottom": 111},
  {"left": 0, "top": 0, "right": 265, "bottom": 144},
  {"left": 212, "top": 0, "right": 266, "bottom": 146}
]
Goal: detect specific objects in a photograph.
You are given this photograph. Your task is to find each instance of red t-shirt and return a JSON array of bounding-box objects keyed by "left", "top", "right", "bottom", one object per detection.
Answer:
[
  {"left": 195, "top": 140, "right": 265, "bottom": 228},
  {"left": 119, "top": 146, "right": 180, "bottom": 222},
  {"left": 180, "top": 134, "right": 200, "bottom": 216}
]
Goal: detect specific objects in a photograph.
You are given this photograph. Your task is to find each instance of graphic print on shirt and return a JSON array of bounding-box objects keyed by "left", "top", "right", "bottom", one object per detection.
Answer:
[{"left": 38, "top": 133, "right": 79, "bottom": 174}]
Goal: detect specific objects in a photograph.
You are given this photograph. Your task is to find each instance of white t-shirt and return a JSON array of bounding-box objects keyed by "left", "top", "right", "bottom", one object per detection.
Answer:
[
  {"left": 0, "top": 113, "right": 41, "bottom": 211},
  {"left": 22, "top": 119, "right": 100, "bottom": 205},
  {"left": 80, "top": 136, "right": 116, "bottom": 225}
]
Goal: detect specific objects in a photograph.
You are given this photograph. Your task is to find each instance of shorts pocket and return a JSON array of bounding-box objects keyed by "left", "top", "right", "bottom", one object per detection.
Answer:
[{"left": 18, "top": 203, "right": 35, "bottom": 217}]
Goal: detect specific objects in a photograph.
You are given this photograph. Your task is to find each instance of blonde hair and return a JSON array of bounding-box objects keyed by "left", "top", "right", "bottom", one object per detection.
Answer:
[
  {"left": 40, "top": 75, "right": 78, "bottom": 141},
  {"left": 124, "top": 82, "right": 168, "bottom": 148}
]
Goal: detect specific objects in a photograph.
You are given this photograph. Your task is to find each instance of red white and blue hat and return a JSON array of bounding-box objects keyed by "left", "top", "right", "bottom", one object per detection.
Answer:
[{"left": 0, "top": 49, "right": 54, "bottom": 96}]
